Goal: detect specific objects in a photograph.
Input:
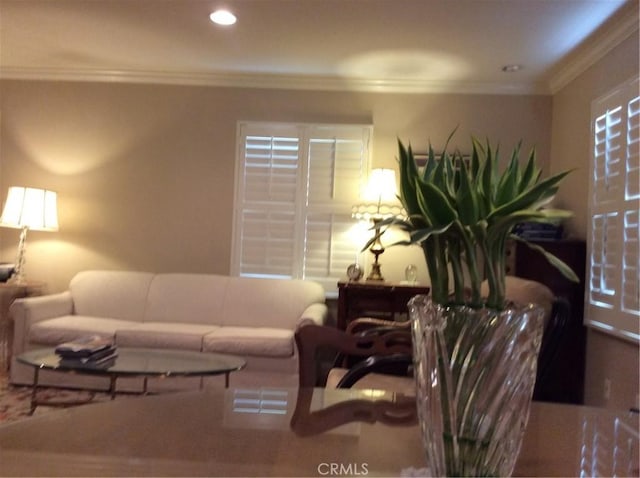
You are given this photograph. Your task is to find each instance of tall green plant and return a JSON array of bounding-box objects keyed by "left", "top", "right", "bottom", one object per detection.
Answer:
[{"left": 373, "top": 134, "right": 578, "bottom": 309}]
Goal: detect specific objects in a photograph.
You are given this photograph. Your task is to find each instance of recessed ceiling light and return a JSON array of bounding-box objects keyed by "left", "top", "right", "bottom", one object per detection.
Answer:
[
  {"left": 210, "top": 9, "right": 236, "bottom": 26},
  {"left": 502, "top": 64, "right": 523, "bottom": 73}
]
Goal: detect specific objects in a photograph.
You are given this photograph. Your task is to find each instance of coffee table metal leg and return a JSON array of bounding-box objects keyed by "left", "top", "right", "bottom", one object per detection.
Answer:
[
  {"left": 225, "top": 372, "right": 230, "bottom": 388},
  {"left": 29, "top": 365, "right": 97, "bottom": 411},
  {"left": 29, "top": 366, "right": 40, "bottom": 415}
]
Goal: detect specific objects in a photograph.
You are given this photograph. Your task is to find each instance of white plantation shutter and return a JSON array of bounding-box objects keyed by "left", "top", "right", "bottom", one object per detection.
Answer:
[
  {"left": 304, "top": 212, "right": 357, "bottom": 283},
  {"left": 234, "top": 124, "right": 301, "bottom": 278},
  {"left": 232, "top": 122, "right": 371, "bottom": 291},
  {"left": 586, "top": 76, "right": 640, "bottom": 341},
  {"left": 303, "top": 126, "right": 369, "bottom": 287}
]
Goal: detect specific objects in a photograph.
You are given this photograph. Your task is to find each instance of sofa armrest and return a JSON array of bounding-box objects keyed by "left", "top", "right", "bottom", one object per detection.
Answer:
[
  {"left": 296, "top": 303, "right": 329, "bottom": 329},
  {"left": 11, "top": 291, "right": 74, "bottom": 355}
]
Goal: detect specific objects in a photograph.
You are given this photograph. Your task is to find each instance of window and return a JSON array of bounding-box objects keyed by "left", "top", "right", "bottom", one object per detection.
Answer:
[
  {"left": 586, "top": 76, "right": 640, "bottom": 341},
  {"left": 231, "top": 122, "right": 372, "bottom": 293}
]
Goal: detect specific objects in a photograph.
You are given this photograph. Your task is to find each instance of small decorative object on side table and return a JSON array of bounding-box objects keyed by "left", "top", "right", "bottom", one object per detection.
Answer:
[{"left": 346, "top": 263, "right": 363, "bottom": 282}]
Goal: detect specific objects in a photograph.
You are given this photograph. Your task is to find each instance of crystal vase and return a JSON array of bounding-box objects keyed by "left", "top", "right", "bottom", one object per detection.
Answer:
[{"left": 408, "top": 294, "right": 544, "bottom": 477}]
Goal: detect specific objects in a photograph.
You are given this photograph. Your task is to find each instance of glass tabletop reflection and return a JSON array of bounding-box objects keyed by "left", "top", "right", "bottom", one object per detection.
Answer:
[{"left": 17, "top": 347, "right": 246, "bottom": 377}]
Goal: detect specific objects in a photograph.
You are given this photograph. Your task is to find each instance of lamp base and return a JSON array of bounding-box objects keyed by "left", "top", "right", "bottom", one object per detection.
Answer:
[
  {"left": 366, "top": 250, "right": 385, "bottom": 281},
  {"left": 366, "top": 263, "right": 384, "bottom": 281},
  {"left": 10, "top": 226, "right": 28, "bottom": 286}
]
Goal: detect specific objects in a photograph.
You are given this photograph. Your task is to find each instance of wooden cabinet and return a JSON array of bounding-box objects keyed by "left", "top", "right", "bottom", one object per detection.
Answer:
[
  {"left": 513, "top": 239, "right": 587, "bottom": 404},
  {"left": 336, "top": 281, "right": 430, "bottom": 331}
]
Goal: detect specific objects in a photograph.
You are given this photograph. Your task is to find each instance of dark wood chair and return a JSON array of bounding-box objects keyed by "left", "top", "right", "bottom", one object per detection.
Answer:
[{"left": 294, "top": 323, "right": 413, "bottom": 393}]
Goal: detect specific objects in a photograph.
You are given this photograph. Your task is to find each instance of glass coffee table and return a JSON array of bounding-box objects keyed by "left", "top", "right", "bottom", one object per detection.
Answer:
[{"left": 17, "top": 347, "right": 246, "bottom": 413}]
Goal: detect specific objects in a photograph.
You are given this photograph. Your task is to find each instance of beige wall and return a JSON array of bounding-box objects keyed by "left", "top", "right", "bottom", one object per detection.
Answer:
[
  {"left": 551, "top": 31, "right": 640, "bottom": 238},
  {"left": 0, "top": 80, "right": 551, "bottom": 292},
  {"left": 550, "top": 30, "right": 639, "bottom": 410}
]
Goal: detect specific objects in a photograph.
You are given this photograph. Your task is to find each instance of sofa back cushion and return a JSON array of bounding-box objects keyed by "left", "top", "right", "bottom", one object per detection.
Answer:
[
  {"left": 70, "top": 270, "right": 154, "bottom": 322},
  {"left": 144, "top": 273, "right": 228, "bottom": 325},
  {"left": 220, "top": 277, "right": 325, "bottom": 329}
]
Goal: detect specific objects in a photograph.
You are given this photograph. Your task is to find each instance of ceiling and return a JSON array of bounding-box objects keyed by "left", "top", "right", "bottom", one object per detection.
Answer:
[{"left": 0, "top": 0, "right": 637, "bottom": 95}]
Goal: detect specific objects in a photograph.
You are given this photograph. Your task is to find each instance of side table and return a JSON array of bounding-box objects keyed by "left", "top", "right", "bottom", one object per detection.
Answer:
[
  {"left": 336, "top": 280, "right": 430, "bottom": 330},
  {"left": 0, "top": 281, "right": 45, "bottom": 375}
]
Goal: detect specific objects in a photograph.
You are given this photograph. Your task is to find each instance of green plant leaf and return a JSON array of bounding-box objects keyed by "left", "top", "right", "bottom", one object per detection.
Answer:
[
  {"left": 387, "top": 222, "right": 455, "bottom": 246},
  {"left": 488, "top": 170, "right": 572, "bottom": 220},
  {"left": 512, "top": 236, "right": 580, "bottom": 283},
  {"left": 519, "top": 148, "right": 541, "bottom": 193},
  {"left": 474, "top": 137, "right": 495, "bottom": 213},
  {"left": 431, "top": 148, "right": 448, "bottom": 192},
  {"left": 398, "top": 139, "right": 422, "bottom": 217},
  {"left": 417, "top": 179, "right": 459, "bottom": 226},
  {"left": 495, "top": 148, "right": 521, "bottom": 206},
  {"left": 456, "top": 155, "right": 479, "bottom": 225},
  {"left": 421, "top": 144, "right": 437, "bottom": 181}
]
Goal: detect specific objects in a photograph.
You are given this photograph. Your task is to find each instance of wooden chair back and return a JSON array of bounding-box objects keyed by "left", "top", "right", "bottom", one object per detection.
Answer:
[{"left": 295, "top": 324, "right": 412, "bottom": 388}]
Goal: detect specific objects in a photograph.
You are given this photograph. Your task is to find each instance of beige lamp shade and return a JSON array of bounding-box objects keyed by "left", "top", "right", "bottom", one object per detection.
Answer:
[
  {"left": 0, "top": 186, "right": 59, "bottom": 284},
  {"left": 0, "top": 187, "right": 59, "bottom": 231},
  {"left": 352, "top": 169, "right": 403, "bottom": 220}
]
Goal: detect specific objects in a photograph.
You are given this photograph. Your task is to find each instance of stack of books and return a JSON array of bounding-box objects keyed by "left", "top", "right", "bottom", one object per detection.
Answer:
[
  {"left": 55, "top": 335, "right": 118, "bottom": 368},
  {"left": 513, "top": 222, "right": 563, "bottom": 241}
]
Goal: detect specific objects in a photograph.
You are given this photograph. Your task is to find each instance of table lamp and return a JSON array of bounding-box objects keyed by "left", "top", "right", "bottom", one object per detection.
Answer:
[
  {"left": 352, "top": 169, "right": 402, "bottom": 281},
  {"left": 0, "top": 187, "right": 59, "bottom": 284}
]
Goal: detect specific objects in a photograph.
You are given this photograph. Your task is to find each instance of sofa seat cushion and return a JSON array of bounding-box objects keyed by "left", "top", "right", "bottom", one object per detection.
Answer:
[
  {"left": 202, "top": 327, "right": 294, "bottom": 358},
  {"left": 28, "top": 316, "right": 134, "bottom": 345},
  {"left": 115, "top": 323, "right": 221, "bottom": 350}
]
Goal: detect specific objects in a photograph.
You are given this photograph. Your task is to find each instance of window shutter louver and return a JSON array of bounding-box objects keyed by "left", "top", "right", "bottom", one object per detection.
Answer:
[
  {"left": 589, "top": 212, "right": 619, "bottom": 306},
  {"left": 586, "top": 76, "right": 640, "bottom": 341},
  {"left": 626, "top": 96, "right": 640, "bottom": 199}
]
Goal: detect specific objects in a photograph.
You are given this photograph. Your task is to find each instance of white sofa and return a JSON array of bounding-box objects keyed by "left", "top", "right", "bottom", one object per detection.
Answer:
[{"left": 10, "top": 270, "right": 328, "bottom": 391}]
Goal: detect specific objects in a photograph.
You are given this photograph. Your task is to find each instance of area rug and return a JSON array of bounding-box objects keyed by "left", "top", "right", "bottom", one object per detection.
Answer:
[{"left": 0, "top": 375, "right": 118, "bottom": 425}]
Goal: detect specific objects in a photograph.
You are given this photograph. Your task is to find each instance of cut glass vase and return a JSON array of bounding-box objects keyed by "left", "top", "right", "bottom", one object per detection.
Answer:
[{"left": 408, "top": 294, "right": 544, "bottom": 477}]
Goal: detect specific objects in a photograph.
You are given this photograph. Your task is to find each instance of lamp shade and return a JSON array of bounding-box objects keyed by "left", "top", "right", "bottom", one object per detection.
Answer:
[
  {"left": 352, "top": 168, "right": 403, "bottom": 220},
  {"left": 0, "top": 187, "right": 59, "bottom": 231},
  {"left": 363, "top": 169, "right": 398, "bottom": 203}
]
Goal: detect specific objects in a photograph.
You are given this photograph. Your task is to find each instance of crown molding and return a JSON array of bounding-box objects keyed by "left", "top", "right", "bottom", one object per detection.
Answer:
[
  {"left": 4, "top": 3, "right": 635, "bottom": 98},
  {"left": 0, "top": 66, "right": 548, "bottom": 96},
  {"left": 548, "top": 1, "right": 639, "bottom": 94}
]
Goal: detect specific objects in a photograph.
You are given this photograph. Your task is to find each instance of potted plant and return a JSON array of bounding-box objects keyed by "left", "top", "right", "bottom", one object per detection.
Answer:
[{"left": 374, "top": 131, "right": 577, "bottom": 477}]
